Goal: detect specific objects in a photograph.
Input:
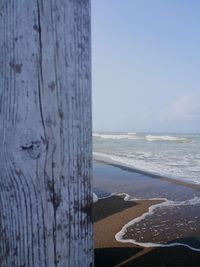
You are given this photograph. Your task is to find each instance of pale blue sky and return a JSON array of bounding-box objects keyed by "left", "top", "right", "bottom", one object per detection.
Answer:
[{"left": 92, "top": 0, "right": 200, "bottom": 133}]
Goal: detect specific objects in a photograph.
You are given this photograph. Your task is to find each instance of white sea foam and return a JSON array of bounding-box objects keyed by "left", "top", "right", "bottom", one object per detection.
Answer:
[
  {"left": 93, "top": 133, "right": 187, "bottom": 141},
  {"left": 115, "top": 193, "right": 200, "bottom": 252},
  {"left": 93, "top": 193, "right": 98, "bottom": 203},
  {"left": 146, "top": 135, "right": 186, "bottom": 142},
  {"left": 93, "top": 132, "right": 200, "bottom": 185},
  {"left": 93, "top": 133, "right": 139, "bottom": 140},
  {"left": 127, "top": 132, "right": 137, "bottom": 135},
  {"left": 93, "top": 152, "right": 200, "bottom": 185}
]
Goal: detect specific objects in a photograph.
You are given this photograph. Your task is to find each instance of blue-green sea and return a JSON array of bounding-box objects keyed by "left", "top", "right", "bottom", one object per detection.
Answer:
[{"left": 93, "top": 132, "right": 200, "bottom": 185}]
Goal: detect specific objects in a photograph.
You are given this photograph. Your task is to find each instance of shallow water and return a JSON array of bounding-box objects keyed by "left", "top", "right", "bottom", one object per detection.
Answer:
[
  {"left": 121, "top": 202, "right": 200, "bottom": 250},
  {"left": 94, "top": 162, "right": 200, "bottom": 201},
  {"left": 94, "top": 162, "right": 200, "bottom": 250},
  {"left": 93, "top": 132, "right": 200, "bottom": 185}
]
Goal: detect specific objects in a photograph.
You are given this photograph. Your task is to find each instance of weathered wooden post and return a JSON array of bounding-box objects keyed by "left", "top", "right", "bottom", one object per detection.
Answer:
[{"left": 0, "top": 0, "right": 92, "bottom": 266}]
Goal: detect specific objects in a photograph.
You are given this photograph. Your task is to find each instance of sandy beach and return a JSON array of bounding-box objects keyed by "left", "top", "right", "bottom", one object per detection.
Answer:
[{"left": 94, "top": 161, "right": 200, "bottom": 267}]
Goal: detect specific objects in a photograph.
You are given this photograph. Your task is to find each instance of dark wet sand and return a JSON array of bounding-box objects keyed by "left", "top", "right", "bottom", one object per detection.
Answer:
[
  {"left": 94, "top": 195, "right": 200, "bottom": 267},
  {"left": 94, "top": 161, "right": 200, "bottom": 267}
]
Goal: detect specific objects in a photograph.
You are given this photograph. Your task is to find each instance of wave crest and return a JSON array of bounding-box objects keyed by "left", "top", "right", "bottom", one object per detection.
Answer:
[
  {"left": 93, "top": 133, "right": 138, "bottom": 140},
  {"left": 146, "top": 135, "right": 186, "bottom": 142}
]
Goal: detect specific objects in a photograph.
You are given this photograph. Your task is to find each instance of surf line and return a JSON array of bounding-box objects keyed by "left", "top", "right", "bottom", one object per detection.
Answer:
[{"left": 113, "top": 193, "right": 200, "bottom": 252}]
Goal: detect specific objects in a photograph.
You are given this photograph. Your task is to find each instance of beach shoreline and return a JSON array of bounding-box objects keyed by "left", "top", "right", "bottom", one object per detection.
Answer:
[
  {"left": 94, "top": 161, "right": 200, "bottom": 266},
  {"left": 94, "top": 157, "right": 200, "bottom": 191},
  {"left": 94, "top": 195, "right": 200, "bottom": 267}
]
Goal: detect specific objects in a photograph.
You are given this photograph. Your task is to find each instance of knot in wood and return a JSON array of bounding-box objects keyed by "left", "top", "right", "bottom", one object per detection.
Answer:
[
  {"left": 21, "top": 140, "right": 42, "bottom": 159},
  {"left": 19, "top": 130, "right": 45, "bottom": 159}
]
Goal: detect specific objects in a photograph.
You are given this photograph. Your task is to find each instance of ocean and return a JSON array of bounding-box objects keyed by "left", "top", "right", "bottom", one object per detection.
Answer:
[{"left": 93, "top": 132, "right": 200, "bottom": 185}]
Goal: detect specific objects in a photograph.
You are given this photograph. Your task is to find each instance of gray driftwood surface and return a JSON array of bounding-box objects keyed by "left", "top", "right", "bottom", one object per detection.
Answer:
[{"left": 0, "top": 0, "right": 92, "bottom": 266}]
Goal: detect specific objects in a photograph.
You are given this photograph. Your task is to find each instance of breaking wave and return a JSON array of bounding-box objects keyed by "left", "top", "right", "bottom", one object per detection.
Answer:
[
  {"left": 93, "top": 133, "right": 139, "bottom": 140},
  {"left": 93, "top": 152, "right": 200, "bottom": 185},
  {"left": 146, "top": 135, "right": 187, "bottom": 142},
  {"left": 93, "top": 133, "right": 188, "bottom": 142}
]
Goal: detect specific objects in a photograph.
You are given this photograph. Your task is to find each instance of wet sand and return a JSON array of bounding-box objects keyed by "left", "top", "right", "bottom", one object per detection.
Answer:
[
  {"left": 94, "top": 161, "right": 200, "bottom": 267},
  {"left": 94, "top": 195, "right": 200, "bottom": 267},
  {"left": 96, "top": 159, "right": 200, "bottom": 192},
  {"left": 94, "top": 195, "right": 163, "bottom": 248}
]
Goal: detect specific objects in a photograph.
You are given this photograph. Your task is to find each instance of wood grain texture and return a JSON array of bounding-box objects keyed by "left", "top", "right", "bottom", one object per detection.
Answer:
[{"left": 0, "top": 0, "right": 93, "bottom": 266}]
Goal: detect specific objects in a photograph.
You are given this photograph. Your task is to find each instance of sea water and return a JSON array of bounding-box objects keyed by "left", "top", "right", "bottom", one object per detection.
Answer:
[
  {"left": 93, "top": 132, "right": 200, "bottom": 185},
  {"left": 93, "top": 133, "right": 200, "bottom": 251}
]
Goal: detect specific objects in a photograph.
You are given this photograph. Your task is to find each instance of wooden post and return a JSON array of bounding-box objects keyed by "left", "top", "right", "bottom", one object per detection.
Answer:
[{"left": 0, "top": 0, "right": 92, "bottom": 266}]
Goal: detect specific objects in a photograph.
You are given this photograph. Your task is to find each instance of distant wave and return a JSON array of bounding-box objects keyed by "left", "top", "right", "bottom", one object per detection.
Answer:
[
  {"left": 127, "top": 132, "right": 137, "bottom": 135},
  {"left": 93, "top": 133, "right": 187, "bottom": 142},
  {"left": 93, "top": 133, "right": 138, "bottom": 140},
  {"left": 146, "top": 135, "right": 186, "bottom": 142}
]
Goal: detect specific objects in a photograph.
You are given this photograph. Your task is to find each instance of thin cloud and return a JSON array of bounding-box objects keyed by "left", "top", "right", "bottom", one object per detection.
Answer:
[{"left": 171, "top": 95, "right": 200, "bottom": 120}]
